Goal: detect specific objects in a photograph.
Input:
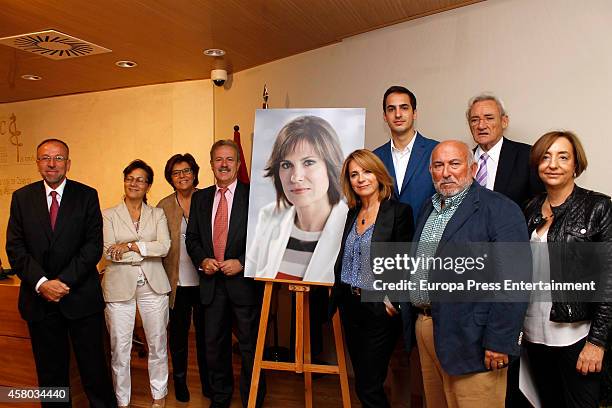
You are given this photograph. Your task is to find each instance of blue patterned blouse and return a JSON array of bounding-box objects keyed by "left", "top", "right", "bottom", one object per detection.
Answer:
[{"left": 340, "top": 219, "right": 375, "bottom": 290}]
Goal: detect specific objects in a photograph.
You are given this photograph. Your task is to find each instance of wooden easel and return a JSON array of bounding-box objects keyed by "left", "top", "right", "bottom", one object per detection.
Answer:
[{"left": 248, "top": 279, "right": 351, "bottom": 408}]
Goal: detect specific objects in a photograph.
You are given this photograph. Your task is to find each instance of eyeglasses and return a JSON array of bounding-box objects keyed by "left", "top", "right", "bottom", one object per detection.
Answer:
[
  {"left": 469, "top": 116, "right": 498, "bottom": 127},
  {"left": 171, "top": 168, "right": 193, "bottom": 177},
  {"left": 37, "top": 155, "right": 68, "bottom": 163},
  {"left": 124, "top": 176, "right": 148, "bottom": 185}
]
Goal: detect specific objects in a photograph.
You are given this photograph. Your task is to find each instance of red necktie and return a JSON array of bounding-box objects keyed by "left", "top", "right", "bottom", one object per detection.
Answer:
[
  {"left": 50, "top": 191, "right": 59, "bottom": 230},
  {"left": 213, "top": 187, "right": 228, "bottom": 261}
]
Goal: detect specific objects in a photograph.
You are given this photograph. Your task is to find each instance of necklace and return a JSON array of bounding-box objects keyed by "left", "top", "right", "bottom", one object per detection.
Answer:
[
  {"left": 175, "top": 189, "right": 195, "bottom": 223},
  {"left": 360, "top": 203, "right": 378, "bottom": 225},
  {"left": 360, "top": 207, "right": 368, "bottom": 225},
  {"left": 540, "top": 198, "right": 555, "bottom": 223}
]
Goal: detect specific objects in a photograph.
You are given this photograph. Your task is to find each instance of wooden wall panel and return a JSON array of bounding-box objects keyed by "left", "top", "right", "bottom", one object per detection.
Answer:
[
  {"left": 0, "top": 276, "right": 28, "bottom": 338},
  {"left": 0, "top": 0, "right": 481, "bottom": 102}
]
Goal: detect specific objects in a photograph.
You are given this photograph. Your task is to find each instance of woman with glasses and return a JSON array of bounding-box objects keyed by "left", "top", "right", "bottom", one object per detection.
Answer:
[
  {"left": 157, "top": 154, "right": 211, "bottom": 402},
  {"left": 102, "top": 159, "right": 171, "bottom": 408}
]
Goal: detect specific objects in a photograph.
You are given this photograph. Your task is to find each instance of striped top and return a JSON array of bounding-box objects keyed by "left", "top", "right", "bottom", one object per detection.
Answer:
[{"left": 275, "top": 225, "right": 322, "bottom": 281}]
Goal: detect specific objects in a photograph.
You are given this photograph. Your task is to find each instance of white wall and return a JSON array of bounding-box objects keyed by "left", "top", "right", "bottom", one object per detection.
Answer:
[{"left": 215, "top": 0, "right": 612, "bottom": 195}]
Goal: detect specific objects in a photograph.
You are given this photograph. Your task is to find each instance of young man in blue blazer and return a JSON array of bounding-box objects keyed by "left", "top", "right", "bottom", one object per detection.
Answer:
[{"left": 374, "top": 86, "right": 438, "bottom": 223}]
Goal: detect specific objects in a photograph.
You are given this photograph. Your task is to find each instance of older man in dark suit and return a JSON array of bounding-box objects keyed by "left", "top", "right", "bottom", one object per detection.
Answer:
[
  {"left": 468, "top": 93, "right": 544, "bottom": 209},
  {"left": 6, "top": 138, "right": 116, "bottom": 407},
  {"left": 186, "top": 139, "right": 265, "bottom": 408},
  {"left": 406, "top": 140, "right": 529, "bottom": 408},
  {"left": 468, "top": 94, "right": 543, "bottom": 406}
]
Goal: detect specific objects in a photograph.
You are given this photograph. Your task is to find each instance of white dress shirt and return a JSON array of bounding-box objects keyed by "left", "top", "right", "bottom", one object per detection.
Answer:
[
  {"left": 44, "top": 178, "right": 67, "bottom": 210},
  {"left": 391, "top": 131, "right": 417, "bottom": 193},
  {"left": 37, "top": 178, "right": 68, "bottom": 291},
  {"left": 474, "top": 137, "right": 504, "bottom": 191}
]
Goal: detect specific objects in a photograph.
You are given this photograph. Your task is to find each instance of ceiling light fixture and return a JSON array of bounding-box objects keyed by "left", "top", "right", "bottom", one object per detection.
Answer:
[
  {"left": 204, "top": 48, "right": 225, "bottom": 57},
  {"left": 115, "top": 60, "right": 137, "bottom": 68},
  {"left": 21, "top": 74, "right": 42, "bottom": 81}
]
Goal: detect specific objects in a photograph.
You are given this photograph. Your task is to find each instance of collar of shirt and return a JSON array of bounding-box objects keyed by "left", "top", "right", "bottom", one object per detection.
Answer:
[
  {"left": 432, "top": 183, "right": 471, "bottom": 212},
  {"left": 391, "top": 130, "right": 417, "bottom": 157},
  {"left": 474, "top": 136, "right": 504, "bottom": 164},
  {"left": 44, "top": 178, "right": 67, "bottom": 200},
  {"left": 215, "top": 178, "right": 237, "bottom": 197}
]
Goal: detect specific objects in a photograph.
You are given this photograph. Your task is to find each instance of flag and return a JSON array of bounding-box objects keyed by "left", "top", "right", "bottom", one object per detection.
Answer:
[
  {"left": 262, "top": 84, "right": 269, "bottom": 109},
  {"left": 233, "top": 125, "right": 250, "bottom": 184}
]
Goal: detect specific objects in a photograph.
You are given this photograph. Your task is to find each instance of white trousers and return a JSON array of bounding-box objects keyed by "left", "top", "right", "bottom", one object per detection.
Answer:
[{"left": 105, "top": 282, "right": 169, "bottom": 406}]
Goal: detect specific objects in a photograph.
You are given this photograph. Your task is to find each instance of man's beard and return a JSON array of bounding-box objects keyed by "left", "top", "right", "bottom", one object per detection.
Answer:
[{"left": 435, "top": 175, "right": 472, "bottom": 197}]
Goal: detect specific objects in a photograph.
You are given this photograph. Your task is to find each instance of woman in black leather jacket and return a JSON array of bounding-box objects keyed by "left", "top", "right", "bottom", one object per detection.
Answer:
[{"left": 523, "top": 131, "right": 612, "bottom": 407}]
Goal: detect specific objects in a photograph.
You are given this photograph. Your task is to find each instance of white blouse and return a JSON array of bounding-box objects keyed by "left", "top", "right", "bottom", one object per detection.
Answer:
[
  {"left": 523, "top": 229, "right": 590, "bottom": 346},
  {"left": 178, "top": 218, "right": 200, "bottom": 287}
]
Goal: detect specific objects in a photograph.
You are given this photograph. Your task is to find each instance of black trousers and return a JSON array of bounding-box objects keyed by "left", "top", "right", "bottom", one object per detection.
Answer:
[
  {"left": 27, "top": 308, "right": 117, "bottom": 408},
  {"left": 169, "top": 285, "right": 210, "bottom": 393},
  {"left": 506, "top": 357, "right": 532, "bottom": 408},
  {"left": 525, "top": 338, "right": 601, "bottom": 408},
  {"left": 203, "top": 280, "right": 265, "bottom": 408},
  {"left": 339, "top": 294, "right": 401, "bottom": 408}
]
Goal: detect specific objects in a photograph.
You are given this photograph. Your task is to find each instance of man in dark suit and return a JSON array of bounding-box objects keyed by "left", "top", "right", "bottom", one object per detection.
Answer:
[
  {"left": 468, "top": 93, "right": 544, "bottom": 209},
  {"left": 374, "top": 85, "right": 438, "bottom": 223},
  {"left": 6, "top": 139, "right": 116, "bottom": 407},
  {"left": 406, "top": 140, "right": 529, "bottom": 407},
  {"left": 468, "top": 94, "right": 543, "bottom": 406},
  {"left": 186, "top": 139, "right": 265, "bottom": 408}
]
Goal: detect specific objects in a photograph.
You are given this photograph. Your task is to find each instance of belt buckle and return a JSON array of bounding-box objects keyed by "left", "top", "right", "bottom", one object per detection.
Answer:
[{"left": 351, "top": 286, "right": 361, "bottom": 296}]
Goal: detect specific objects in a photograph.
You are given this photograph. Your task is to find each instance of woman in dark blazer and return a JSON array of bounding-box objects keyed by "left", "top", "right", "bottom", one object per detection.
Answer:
[{"left": 332, "top": 149, "right": 414, "bottom": 408}]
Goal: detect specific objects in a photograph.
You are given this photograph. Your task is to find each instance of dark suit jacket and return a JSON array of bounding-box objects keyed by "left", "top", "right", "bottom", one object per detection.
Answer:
[
  {"left": 401, "top": 182, "right": 529, "bottom": 376},
  {"left": 489, "top": 137, "right": 544, "bottom": 208},
  {"left": 373, "top": 132, "right": 438, "bottom": 224},
  {"left": 186, "top": 181, "right": 260, "bottom": 306},
  {"left": 331, "top": 199, "right": 414, "bottom": 310},
  {"left": 6, "top": 179, "right": 105, "bottom": 322}
]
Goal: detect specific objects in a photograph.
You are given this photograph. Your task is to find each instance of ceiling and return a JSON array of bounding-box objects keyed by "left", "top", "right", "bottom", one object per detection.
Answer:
[{"left": 0, "top": 0, "right": 481, "bottom": 103}]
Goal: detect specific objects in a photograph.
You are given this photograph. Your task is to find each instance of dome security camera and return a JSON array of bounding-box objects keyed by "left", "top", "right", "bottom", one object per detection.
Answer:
[{"left": 211, "top": 69, "right": 227, "bottom": 87}]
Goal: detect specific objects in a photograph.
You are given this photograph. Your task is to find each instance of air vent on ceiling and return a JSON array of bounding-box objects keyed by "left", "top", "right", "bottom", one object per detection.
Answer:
[{"left": 0, "top": 29, "right": 111, "bottom": 60}]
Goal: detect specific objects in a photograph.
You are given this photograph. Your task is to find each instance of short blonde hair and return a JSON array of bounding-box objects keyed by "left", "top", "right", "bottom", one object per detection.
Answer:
[
  {"left": 340, "top": 149, "right": 394, "bottom": 208},
  {"left": 530, "top": 131, "right": 588, "bottom": 177}
]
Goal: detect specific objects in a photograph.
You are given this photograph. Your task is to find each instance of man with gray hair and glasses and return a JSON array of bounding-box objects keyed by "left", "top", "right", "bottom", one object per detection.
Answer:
[
  {"left": 467, "top": 93, "right": 543, "bottom": 209},
  {"left": 468, "top": 95, "right": 542, "bottom": 406}
]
